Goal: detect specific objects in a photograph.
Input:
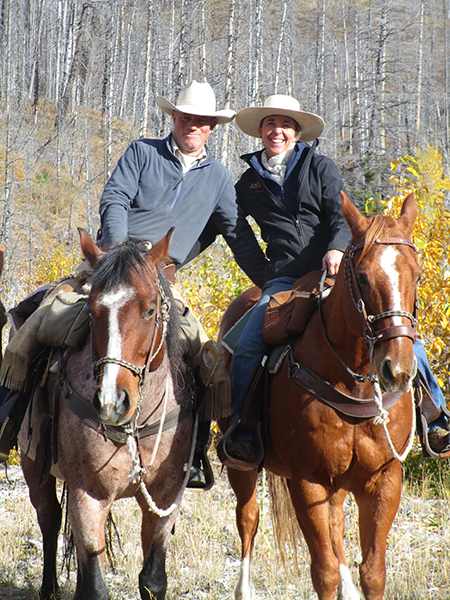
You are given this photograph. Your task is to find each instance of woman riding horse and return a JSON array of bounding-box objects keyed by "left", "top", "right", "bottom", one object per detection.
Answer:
[{"left": 220, "top": 93, "right": 449, "bottom": 466}]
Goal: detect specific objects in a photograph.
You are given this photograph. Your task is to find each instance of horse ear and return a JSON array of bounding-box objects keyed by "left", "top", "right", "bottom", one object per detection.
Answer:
[
  {"left": 147, "top": 228, "right": 174, "bottom": 269},
  {"left": 398, "top": 192, "right": 417, "bottom": 231},
  {"left": 78, "top": 228, "right": 105, "bottom": 267},
  {"left": 162, "top": 263, "right": 176, "bottom": 284},
  {"left": 340, "top": 191, "right": 367, "bottom": 236}
]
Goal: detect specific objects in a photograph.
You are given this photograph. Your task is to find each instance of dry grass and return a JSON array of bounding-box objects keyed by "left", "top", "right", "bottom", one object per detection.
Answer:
[{"left": 1, "top": 450, "right": 450, "bottom": 600}]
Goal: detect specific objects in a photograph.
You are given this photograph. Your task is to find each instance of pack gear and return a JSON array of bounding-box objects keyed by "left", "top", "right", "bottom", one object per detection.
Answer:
[{"left": 263, "top": 270, "right": 335, "bottom": 345}]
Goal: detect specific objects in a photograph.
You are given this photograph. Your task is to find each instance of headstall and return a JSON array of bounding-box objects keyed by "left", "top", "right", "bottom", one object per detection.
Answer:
[
  {"left": 92, "top": 271, "right": 172, "bottom": 417},
  {"left": 319, "top": 237, "right": 419, "bottom": 385}
]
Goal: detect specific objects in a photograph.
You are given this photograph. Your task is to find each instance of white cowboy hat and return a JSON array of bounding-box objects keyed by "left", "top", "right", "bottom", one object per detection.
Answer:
[
  {"left": 236, "top": 94, "right": 324, "bottom": 142},
  {"left": 156, "top": 80, "right": 236, "bottom": 124}
]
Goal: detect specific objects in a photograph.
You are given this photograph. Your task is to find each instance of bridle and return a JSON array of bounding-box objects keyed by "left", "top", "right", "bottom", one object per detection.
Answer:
[
  {"left": 316, "top": 236, "right": 419, "bottom": 461},
  {"left": 92, "top": 271, "right": 172, "bottom": 418},
  {"left": 319, "top": 237, "right": 418, "bottom": 385},
  {"left": 89, "top": 271, "right": 197, "bottom": 515},
  {"left": 57, "top": 268, "right": 196, "bottom": 516}
]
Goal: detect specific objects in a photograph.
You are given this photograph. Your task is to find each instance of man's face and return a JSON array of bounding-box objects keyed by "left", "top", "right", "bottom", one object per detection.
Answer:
[
  {"left": 258, "top": 115, "right": 299, "bottom": 158},
  {"left": 171, "top": 111, "right": 217, "bottom": 156}
]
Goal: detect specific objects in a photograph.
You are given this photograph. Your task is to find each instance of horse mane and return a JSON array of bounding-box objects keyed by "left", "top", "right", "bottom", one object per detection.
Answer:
[
  {"left": 90, "top": 242, "right": 149, "bottom": 293},
  {"left": 90, "top": 242, "right": 183, "bottom": 370},
  {"left": 156, "top": 268, "right": 184, "bottom": 372},
  {"left": 355, "top": 214, "right": 386, "bottom": 267}
]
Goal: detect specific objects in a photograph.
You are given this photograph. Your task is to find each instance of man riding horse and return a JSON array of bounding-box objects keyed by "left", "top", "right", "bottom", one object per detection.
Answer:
[{"left": 0, "top": 80, "right": 268, "bottom": 487}]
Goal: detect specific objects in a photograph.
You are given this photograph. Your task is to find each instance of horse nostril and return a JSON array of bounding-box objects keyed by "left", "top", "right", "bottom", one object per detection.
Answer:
[
  {"left": 381, "top": 359, "right": 394, "bottom": 383},
  {"left": 118, "top": 389, "right": 131, "bottom": 417},
  {"left": 93, "top": 389, "right": 102, "bottom": 415}
]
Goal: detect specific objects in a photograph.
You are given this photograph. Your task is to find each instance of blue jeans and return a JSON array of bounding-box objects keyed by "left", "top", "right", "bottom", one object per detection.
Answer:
[
  {"left": 414, "top": 339, "right": 447, "bottom": 429},
  {"left": 231, "top": 276, "right": 297, "bottom": 418}
]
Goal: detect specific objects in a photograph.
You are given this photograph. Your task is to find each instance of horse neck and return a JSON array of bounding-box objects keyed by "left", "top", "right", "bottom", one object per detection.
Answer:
[
  {"left": 140, "top": 351, "right": 186, "bottom": 423},
  {"left": 314, "top": 269, "right": 372, "bottom": 386}
]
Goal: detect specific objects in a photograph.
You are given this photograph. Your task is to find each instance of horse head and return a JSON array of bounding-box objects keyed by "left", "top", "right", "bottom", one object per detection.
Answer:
[
  {"left": 79, "top": 229, "right": 174, "bottom": 426},
  {"left": 340, "top": 191, "right": 420, "bottom": 393}
]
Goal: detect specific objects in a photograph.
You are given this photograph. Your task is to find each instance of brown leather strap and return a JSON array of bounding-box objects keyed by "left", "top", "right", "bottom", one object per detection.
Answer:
[
  {"left": 375, "top": 325, "right": 417, "bottom": 343},
  {"left": 286, "top": 349, "right": 403, "bottom": 418},
  {"left": 61, "top": 377, "right": 192, "bottom": 444},
  {"left": 29, "top": 414, "right": 53, "bottom": 507}
]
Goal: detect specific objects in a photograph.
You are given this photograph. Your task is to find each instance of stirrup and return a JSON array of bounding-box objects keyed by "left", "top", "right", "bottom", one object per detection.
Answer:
[
  {"left": 415, "top": 372, "right": 450, "bottom": 460},
  {"left": 217, "top": 415, "right": 264, "bottom": 472},
  {"left": 186, "top": 445, "right": 215, "bottom": 491}
]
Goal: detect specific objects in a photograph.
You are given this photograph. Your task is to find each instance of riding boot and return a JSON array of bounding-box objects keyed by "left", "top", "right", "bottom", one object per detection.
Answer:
[
  {"left": 170, "top": 285, "right": 229, "bottom": 489},
  {"left": 217, "top": 360, "right": 267, "bottom": 471},
  {"left": 187, "top": 425, "right": 214, "bottom": 490},
  {"left": 0, "top": 390, "right": 29, "bottom": 462},
  {"left": 428, "top": 413, "right": 450, "bottom": 453}
]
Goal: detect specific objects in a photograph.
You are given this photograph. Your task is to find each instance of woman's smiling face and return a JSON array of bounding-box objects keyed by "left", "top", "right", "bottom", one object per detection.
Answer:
[{"left": 258, "top": 115, "right": 300, "bottom": 158}]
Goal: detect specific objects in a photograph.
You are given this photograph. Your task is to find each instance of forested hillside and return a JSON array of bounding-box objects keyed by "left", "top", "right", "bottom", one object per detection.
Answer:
[{"left": 0, "top": 0, "right": 449, "bottom": 310}]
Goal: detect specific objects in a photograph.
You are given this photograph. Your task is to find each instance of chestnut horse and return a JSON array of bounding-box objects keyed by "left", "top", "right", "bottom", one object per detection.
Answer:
[
  {"left": 19, "top": 231, "right": 194, "bottom": 600},
  {"left": 219, "top": 192, "right": 420, "bottom": 600}
]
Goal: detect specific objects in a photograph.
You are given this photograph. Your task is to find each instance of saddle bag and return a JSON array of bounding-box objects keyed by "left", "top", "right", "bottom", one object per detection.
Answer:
[
  {"left": 37, "top": 291, "right": 90, "bottom": 350},
  {"left": 263, "top": 270, "right": 335, "bottom": 346}
]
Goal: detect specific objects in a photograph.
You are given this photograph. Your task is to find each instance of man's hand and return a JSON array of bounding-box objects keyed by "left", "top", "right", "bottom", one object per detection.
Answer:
[{"left": 322, "top": 249, "right": 344, "bottom": 276}]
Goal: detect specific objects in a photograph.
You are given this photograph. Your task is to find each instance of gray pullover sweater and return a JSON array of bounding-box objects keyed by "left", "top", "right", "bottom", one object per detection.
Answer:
[{"left": 99, "top": 135, "right": 267, "bottom": 288}]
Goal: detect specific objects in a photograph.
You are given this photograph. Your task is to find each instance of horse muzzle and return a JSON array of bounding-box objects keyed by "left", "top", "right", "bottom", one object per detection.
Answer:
[
  {"left": 93, "top": 387, "right": 133, "bottom": 426},
  {"left": 376, "top": 344, "right": 417, "bottom": 394}
]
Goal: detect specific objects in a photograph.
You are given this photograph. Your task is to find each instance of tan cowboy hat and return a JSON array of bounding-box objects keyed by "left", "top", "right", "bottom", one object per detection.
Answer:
[
  {"left": 236, "top": 94, "right": 324, "bottom": 142},
  {"left": 156, "top": 80, "right": 236, "bottom": 124}
]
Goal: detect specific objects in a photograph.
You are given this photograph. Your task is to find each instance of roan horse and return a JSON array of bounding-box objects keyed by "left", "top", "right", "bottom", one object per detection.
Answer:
[
  {"left": 219, "top": 192, "right": 420, "bottom": 600},
  {"left": 19, "top": 230, "right": 194, "bottom": 600}
]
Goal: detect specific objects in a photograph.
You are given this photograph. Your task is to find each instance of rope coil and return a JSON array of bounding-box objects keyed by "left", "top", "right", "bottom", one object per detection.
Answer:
[{"left": 371, "top": 375, "right": 416, "bottom": 462}]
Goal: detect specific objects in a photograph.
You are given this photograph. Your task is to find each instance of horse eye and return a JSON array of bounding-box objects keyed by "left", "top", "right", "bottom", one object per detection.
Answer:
[
  {"left": 144, "top": 307, "right": 156, "bottom": 319},
  {"left": 356, "top": 272, "right": 369, "bottom": 286}
]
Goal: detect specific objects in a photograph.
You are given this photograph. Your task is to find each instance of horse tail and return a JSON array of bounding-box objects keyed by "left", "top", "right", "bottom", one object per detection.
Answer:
[{"left": 268, "top": 473, "right": 303, "bottom": 574}]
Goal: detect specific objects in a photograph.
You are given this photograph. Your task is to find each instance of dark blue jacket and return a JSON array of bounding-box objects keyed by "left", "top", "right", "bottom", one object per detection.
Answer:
[
  {"left": 99, "top": 135, "right": 267, "bottom": 287},
  {"left": 236, "top": 141, "right": 352, "bottom": 284}
]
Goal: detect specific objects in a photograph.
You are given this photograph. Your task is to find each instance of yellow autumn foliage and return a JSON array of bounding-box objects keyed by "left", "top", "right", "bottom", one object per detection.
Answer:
[
  {"left": 178, "top": 237, "right": 252, "bottom": 339},
  {"left": 383, "top": 146, "right": 450, "bottom": 394},
  {"left": 22, "top": 235, "right": 82, "bottom": 295}
]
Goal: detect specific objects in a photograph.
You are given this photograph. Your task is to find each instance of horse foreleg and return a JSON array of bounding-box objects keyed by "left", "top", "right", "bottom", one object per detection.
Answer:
[
  {"left": 289, "top": 478, "right": 343, "bottom": 600},
  {"left": 227, "top": 467, "right": 259, "bottom": 600},
  {"left": 329, "top": 490, "right": 361, "bottom": 600},
  {"left": 355, "top": 461, "right": 402, "bottom": 600},
  {"left": 136, "top": 498, "right": 176, "bottom": 600},
  {"left": 21, "top": 455, "right": 62, "bottom": 600},
  {"left": 67, "top": 488, "right": 111, "bottom": 600}
]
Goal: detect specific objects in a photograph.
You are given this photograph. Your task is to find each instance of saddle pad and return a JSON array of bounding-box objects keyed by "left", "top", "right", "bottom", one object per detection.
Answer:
[{"left": 221, "top": 305, "right": 255, "bottom": 354}]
